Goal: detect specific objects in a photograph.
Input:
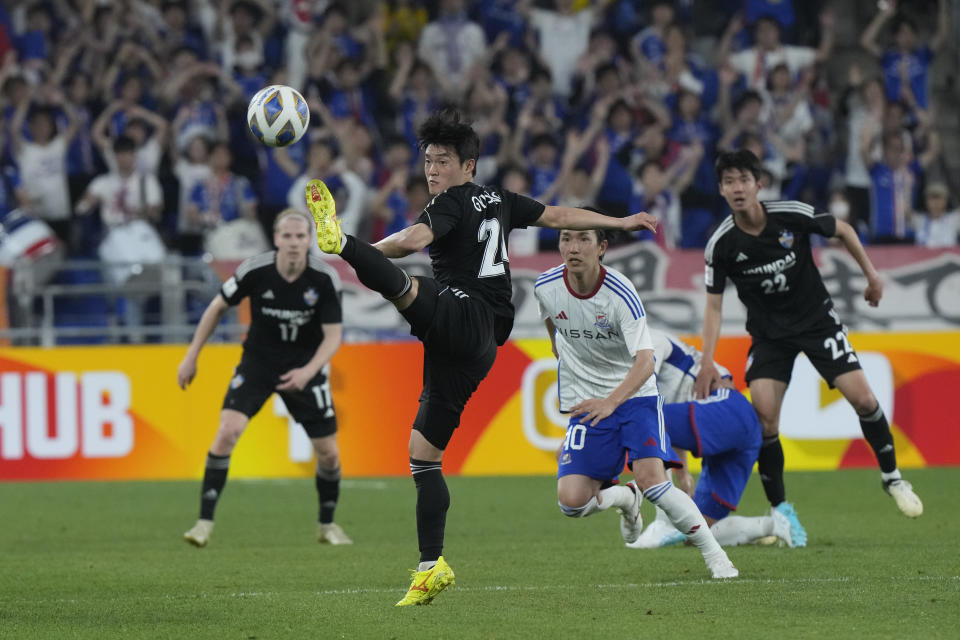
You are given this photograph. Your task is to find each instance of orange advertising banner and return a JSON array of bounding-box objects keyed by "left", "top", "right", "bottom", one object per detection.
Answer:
[{"left": 0, "top": 332, "right": 958, "bottom": 481}]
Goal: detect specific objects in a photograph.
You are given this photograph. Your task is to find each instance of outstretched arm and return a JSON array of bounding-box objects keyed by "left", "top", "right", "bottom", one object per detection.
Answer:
[
  {"left": 535, "top": 205, "right": 657, "bottom": 233},
  {"left": 860, "top": 1, "right": 894, "bottom": 57},
  {"left": 374, "top": 222, "right": 435, "bottom": 258},
  {"left": 834, "top": 219, "right": 883, "bottom": 307}
]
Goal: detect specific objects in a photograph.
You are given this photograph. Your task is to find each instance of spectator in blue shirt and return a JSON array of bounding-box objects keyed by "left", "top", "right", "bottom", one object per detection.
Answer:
[
  {"left": 188, "top": 142, "right": 257, "bottom": 232},
  {"left": 863, "top": 129, "right": 940, "bottom": 244},
  {"left": 860, "top": 0, "right": 949, "bottom": 110},
  {"left": 630, "top": 1, "right": 676, "bottom": 70}
]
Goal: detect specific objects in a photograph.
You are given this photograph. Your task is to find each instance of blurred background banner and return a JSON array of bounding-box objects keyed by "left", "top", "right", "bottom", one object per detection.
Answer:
[{"left": 1, "top": 332, "right": 957, "bottom": 481}]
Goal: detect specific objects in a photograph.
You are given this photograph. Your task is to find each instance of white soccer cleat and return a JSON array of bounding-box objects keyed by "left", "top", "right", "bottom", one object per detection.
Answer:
[
  {"left": 770, "top": 509, "right": 794, "bottom": 548},
  {"left": 626, "top": 519, "right": 686, "bottom": 549},
  {"left": 706, "top": 550, "right": 739, "bottom": 579},
  {"left": 317, "top": 522, "right": 353, "bottom": 545},
  {"left": 184, "top": 519, "right": 214, "bottom": 547},
  {"left": 617, "top": 483, "right": 643, "bottom": 544},
  {"left": 883, "top": 479, "right": 923, "bottom": 518}
]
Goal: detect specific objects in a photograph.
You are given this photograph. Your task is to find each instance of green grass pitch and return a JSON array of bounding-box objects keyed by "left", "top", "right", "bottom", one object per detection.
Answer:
[{"left": 2, "top": 468, "right": 958, "bottom": 639}]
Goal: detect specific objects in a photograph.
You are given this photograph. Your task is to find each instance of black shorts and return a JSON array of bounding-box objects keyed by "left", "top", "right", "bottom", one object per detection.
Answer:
[
  {"left": 222, "top": 353, "right": 337, "bottom": 438},
  {"left": 400, "top": 277, "right": 498, "bottom": 450},
  {"left": 744, "top": 311, "right": 862, "bottom": 388}
]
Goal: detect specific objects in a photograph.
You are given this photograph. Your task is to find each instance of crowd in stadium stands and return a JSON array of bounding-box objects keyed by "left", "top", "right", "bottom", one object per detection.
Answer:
[{"left": 0, "top": 0, "right": 957, "bottom": 275}]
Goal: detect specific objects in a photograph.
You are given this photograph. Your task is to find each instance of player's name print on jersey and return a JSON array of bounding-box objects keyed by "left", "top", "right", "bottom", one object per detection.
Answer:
[{"left": 741, "top": 251, "right": 796, "bottom": 276}]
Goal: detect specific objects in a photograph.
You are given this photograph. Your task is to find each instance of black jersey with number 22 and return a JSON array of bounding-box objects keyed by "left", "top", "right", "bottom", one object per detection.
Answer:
[
  {"left": 417, "top": 182, "right": 545, "bottom": 319},
  {"left": 704, "top": 200, "right": 838, "bottom": 340}
]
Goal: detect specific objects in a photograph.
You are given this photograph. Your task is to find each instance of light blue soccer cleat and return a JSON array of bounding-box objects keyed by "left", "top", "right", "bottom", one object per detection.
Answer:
[{"left": 774, "top": 502, "right": 807, "bottom": 547}]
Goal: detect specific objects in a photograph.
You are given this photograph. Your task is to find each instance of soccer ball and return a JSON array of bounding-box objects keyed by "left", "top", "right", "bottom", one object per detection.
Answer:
[{"left": 247, "top": 85, "right": 310, "bottom": 147}]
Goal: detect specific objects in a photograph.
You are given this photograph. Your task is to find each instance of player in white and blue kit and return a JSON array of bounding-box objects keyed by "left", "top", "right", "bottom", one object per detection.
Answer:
[
  {"left": 629, "top": 330, "right": 794, "bottom": 549},
  {"left": 535, "top": 228, "right": 738, "bottom": 579}
]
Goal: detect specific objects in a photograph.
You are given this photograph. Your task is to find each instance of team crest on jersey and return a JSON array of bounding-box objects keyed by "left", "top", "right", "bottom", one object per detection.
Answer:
[
  {"left": 230, "top": 373, "right": 244, "bottom": 389},
  {"left": 303, "top": 287, "right": 318, "bottom": 306},
  {"left": 778, "top": 230, "right": 794, "bottom": 249},
  {"left": 594, "top": 313, "right": 611, "bottom": 330}
]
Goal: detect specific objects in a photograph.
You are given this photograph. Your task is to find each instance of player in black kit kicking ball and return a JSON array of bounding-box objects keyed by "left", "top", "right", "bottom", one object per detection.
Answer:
[
  {"left": 307, "top": 108, "right": 657, "bottom": 606},
  {"left": 179, "top": 209, "right": 351, "bottom": 547},
  {"left": 694, "top": 150, "right": 922, "bottom": 548}
]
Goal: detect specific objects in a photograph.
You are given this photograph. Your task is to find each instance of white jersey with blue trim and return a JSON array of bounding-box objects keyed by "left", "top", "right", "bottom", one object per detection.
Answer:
[
  {"left": 651, "top": 329, "right": 731, "bottom": 404},
  {"left": 534, "top": 264, "right": 658, "bottom": 412}
]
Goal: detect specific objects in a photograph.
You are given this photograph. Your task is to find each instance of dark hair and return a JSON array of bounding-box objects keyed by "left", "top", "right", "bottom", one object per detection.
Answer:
[
  {"left": 595, "top": 62, "right": 619, "bottom": 81},
  {"left": 753, "top": 15, "right": 782, "bottom": 33},
  {"left": 530, "top": 133, "right": 558, "bottom": 151},
  {"left": 417, "top": 108, "right": 480, "bottom": 174},
  {"left": 385, "top": 134, "right": 410, "bottom": 150},
  {"left": 29, "top": 105, "right": 56, "bottom": 124},
  {"left": 530, "top": 67, "right": 552, "bottom": 84},
  {"left": 714, "top": 149, "right": 763, "bottom": 181},
  {"left": 113, "top": 135, "right": 137, "bottom": 154},
  {"left": 733, "top": 90, "right": 763, "bottom": 115},
  {"left": 891, "top": 15, "right": 917, "bottom": 35}
]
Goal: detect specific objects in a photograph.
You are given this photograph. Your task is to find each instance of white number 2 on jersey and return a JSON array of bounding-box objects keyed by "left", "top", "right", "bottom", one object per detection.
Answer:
[{"left": 477, "top": 218, "right": 509, "bottom": 278}]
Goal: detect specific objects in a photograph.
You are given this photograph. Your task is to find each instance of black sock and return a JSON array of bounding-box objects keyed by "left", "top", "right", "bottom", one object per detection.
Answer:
[
  {"left": 410, "top": 458, "right": 449, "bottom": 563},
  {"left": 758, "top": 435, "right": 786, "bottom": 507},
  {"left": 340, "top": 235, "right": 411, "bottom": 300},
  {"left": 200, "top": 452, "right": 230, "bottom": 520},
  {"left": 859, "top": 405, "right": 897, "bottom": 473},
  {"left": 316, "top": 465, "right": 341, "bottom": 524}
]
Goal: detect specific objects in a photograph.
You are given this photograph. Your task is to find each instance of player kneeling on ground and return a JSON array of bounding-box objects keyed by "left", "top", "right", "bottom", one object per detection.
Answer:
[
  {"left": 178, "top": 209, "right": 351, "bottom": 547},
  {"left": 629, "top": 330, "right": 794, "bottom": 549},
  {"left": 535, "top": 228, "right": 738, "bottom": 579}
]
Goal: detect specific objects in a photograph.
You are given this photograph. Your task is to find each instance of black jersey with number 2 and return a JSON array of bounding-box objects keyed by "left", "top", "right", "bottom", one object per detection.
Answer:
[
  {"left": 704, "top": 200, "right": 838, "bottom": 340},
  {"left": 220, "top": 251, "right": 342, "bottom": 367},
  {"left": 416, "top": 182, "right": 545, "bottom": 319}
]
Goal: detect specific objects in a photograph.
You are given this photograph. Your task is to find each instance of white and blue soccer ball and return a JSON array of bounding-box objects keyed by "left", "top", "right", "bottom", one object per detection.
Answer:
[{"left": 246, "top": 84, "right": 310, "bottom": 147}]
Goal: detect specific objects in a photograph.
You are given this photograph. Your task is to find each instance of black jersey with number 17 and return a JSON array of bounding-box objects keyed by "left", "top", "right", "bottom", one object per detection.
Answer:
[
  {"left": 416, "top": 181, "right": 545, "bottom": 318},
  {"left": 704, "top": 200, "right": 838, "bottom": 340},
  {"left": 220, "top": 251, "right": 342, "bottom": 368}
]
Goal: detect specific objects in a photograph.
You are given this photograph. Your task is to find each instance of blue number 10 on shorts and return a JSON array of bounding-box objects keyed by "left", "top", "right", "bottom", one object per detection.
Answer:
[{"left": 557, "top": 396, "right": 679, "bottom": 480}]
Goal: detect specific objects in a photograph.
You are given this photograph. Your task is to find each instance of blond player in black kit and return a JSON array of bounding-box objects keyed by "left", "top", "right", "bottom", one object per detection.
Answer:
[{"left": 178, "top": 209, "right": 351, "bottom": 548}]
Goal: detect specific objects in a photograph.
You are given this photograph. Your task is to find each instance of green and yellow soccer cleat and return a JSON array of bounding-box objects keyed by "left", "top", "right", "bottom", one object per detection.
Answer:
[
  {"left": 305, "top": 179, "right": 343, "bottom": 254},
  {"left": 395, "top": 556, "right": 455, "bottom": 606}
]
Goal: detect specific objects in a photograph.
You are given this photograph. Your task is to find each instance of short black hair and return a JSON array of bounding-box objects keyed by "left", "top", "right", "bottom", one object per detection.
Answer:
[
  {"left": 714, "top": 149, "right": 763, "bottom": 182},
  {"left": 753, "top": 15, "right": 782, "bottom": 32},
  {"left": 891, "top": 15, "right": 917, "bottom": 34},
  {"left": 530, "top": 133, "right": 558, "bottom": 151},
  {"left": 417, "top": 108, "right": 480, "bottom": 174},
  {"left": 733, "top": 90, "right": 763, "bottom": 115},
  {"left": 113, "top": 135, "right": 136, "bottom": 154}
]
